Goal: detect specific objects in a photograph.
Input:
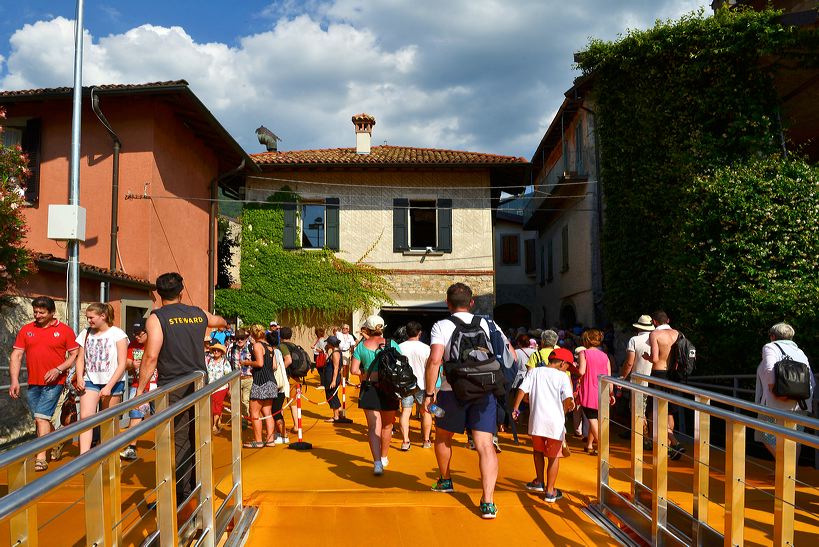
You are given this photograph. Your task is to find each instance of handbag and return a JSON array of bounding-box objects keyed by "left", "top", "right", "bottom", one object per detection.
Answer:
[
  {"left": 59, "top": 389, "right": 78, "bottom": 426},
  {"left": 273, "top": 350, "right": 287, "bottom": 391}
]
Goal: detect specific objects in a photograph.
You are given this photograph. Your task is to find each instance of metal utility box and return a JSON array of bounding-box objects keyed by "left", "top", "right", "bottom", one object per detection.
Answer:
[{"left": 47, "top": 204, "right": 87, "bottom": 241}]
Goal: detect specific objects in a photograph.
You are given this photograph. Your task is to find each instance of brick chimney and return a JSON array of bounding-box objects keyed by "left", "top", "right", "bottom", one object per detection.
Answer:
[{"left": 352, "top": 113, "right": 376, "bottom": 154}]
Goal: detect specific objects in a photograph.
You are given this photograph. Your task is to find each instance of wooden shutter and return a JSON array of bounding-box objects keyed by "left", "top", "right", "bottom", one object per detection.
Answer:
[
  {"left": 21, "top": 119, "right": 41, "bottom": 204},
  {"left": 325, "top": 198, "right": 340, "bottom": 251},
  {"left": 436, "top": 198, "right": 452, "bottom": 253},
  {"left": 283, "top": 203, "right": 297, "bottom": 249},
  {"left": 393, "top": 198, "right": 409, "bottom": 252}
]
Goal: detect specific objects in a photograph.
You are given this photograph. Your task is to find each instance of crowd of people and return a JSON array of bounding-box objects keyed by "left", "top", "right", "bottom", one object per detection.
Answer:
[{"left": 7, "top": 278, "right": 816, "bottom": 522}]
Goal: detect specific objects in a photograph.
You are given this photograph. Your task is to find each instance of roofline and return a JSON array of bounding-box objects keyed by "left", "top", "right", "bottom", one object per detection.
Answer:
[{"left": 35, "top": 256, "right": 155, "bottom": 291}]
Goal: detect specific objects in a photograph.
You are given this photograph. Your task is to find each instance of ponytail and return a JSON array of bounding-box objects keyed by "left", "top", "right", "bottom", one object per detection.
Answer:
[{"left": 86, "top": 302, "right": 115, "bottom": 326}]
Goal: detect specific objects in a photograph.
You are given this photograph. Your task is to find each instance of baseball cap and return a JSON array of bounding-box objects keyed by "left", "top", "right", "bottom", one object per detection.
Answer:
[
  {"left": 132, "top": 319, "right": 147, "bottom": 334},
  {"left": 325, "top": 335, "right": 341, "bottom": 347},
  {"left": 549, "top": 347, "right": 575, "bottom": 364},
  {"left": 269, "top": 321, "right": 279, "bottom": 327},
  {"left": 362, "top": 314, "right": 385, "bottom": 331}
]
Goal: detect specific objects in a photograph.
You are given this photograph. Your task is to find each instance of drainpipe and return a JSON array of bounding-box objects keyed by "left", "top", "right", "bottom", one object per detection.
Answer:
[
  {"left": 91, "top": 87, "right": 122, "bottom": 303},
  {"left": 209, "top": 160, "right": 246, "bottom": 312}
]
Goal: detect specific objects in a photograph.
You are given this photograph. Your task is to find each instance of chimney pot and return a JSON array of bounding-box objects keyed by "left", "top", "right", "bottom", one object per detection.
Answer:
[{"left": 352, "top": 113, "right": 376, "bottom": 154}]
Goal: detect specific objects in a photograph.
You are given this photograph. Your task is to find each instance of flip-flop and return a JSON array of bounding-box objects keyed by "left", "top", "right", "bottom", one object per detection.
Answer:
[
  {"left": 34, "top": 459, "right": 49, "bottom": 471},
  {"left": 243, "top": 441, "right": 265, "bottom": 448}
]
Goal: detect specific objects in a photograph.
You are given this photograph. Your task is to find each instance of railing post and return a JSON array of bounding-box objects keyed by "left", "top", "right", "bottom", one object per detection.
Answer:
[
  {"left": 724, "top": 420, "right": 746, "bottom": 547},
  {"left": 84, "top": 461, "right": 111, "bottom": 546},
  {"left": 100, "top": 415, "right": 121, "bottom": 546},
  {"left": 196, "top": 391, "right": 215, "bottom": 547},
  {"left": 651, "top": 397, "right": 669, "bottom": 545},
  {"left": 692, "top": 395, "right": 711, "bottom": 544},
  {"left": 8, "top": 460, "right": 37, "bottom": 547},
  {"left": 155, "top": 416, "right": 178, "bottom": 546},
  {"left": 774, "top": 419, "right": 796, "bottom": 547},
  {"left": 598, "top": 378, "right": 611, "bottom": 506},
  {"left": 230, "top": 375, "right": 243, "bottom": 519},
  {"left": 631, "top": 378, "right": 646, "bottom": 498}
]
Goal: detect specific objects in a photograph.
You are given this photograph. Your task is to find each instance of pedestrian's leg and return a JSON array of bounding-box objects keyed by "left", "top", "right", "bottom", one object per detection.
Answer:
[
  {"left": 240, "top": 377, "right": 252, "bottom": 422},
  {"left": 434, "top": 429, "right": 455, "bottom": 478},
  {"left": 250, "top": 399, "right": 263, "bottom": 442},
  {"left": 472, "top": 430, "right": 499, "bottom": 504},
  {"left": 545, "top": 456, "right": 560, "bottom": 494},
  {"left": 364, "top": 410, "right": 382, "bottom": 461},
  {"left": 533, "top": 449, "right": 545, "bottom": 485},
  {"left": 34, "top": 418, "right": 54, "bottom": 462},
  {"left": 261, "top": 400, "right": 274, "bottom": 442},
  {"left": 587, "top": 418, "right": 599, "bottom": 451},
  {"left": 421, "top": 406, "right": 433, "bottom": 444},
  {"left": 78, "top": 391, "right": 102, "bottom": 454},
  {"left": 399, "top": 405, "right": 412, "bottom": 444},
  {"left": 572, "top": 407, "right": 583, "bottom": 436},
  {"left": 668, "top": 412, "right": 678, "bottom": 446},
  {"left": 380, "top": 410, "right": 396, "bottom": 460}
]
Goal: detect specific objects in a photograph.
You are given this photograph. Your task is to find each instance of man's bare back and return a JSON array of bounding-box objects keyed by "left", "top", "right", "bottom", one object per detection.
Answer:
[{"left": 644, "top": 326, "right": 678, "bottom": 371}]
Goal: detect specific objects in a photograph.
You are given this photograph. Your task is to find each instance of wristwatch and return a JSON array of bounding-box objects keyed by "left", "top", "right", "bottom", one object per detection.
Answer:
[{"left": 424, "top": 392, "right": 435, "bottom": 399}]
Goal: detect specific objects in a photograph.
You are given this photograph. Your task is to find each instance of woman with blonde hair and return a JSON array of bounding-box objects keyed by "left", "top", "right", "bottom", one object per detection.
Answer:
[
  {"left": 351, "top": 315, "right": 401, "bottom": 475},
  {"left": 242, "top": 324, "right": 278, "bottom": 447},
  {"left": 575, "top": 329, "right": 614, "bottom": 455},
  {"left": 75, "top": 302, "right": 129, "bottom": 454}
]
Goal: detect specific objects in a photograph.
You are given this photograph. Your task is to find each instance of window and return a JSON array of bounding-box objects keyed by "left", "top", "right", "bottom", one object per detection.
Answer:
[
  {"left": 393, "top": 198, "right": 452, "bottom": 253},
  {"left": 283, "top": 198, "right": 339, "bottom": 250},
  {"left": 561, "top": 225, "right": 569, "bottom": 273},
  {"left": 547, "top": 238, "right": 554, "bottom": 282},
  {"left": 501, "top": 235, "right": 519, "bottom": 265},
  {"left": 524, "top": 239, "right": 536, "bottom": 275},
  {"left": 1, "top": 118, "right": 41, "bottom": 203}
]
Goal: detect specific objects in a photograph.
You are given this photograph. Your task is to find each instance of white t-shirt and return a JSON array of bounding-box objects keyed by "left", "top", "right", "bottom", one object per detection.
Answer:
[
  {"left": 518, "top": 366, "right": 573, "bottom": 441},
  {"left": 77, "top": 326, "right": 129, "bottom": 385},
  {"left": 430, "top": 312, "right": 505, "bottom": 392},
  {"left": 338, "top": 332, "right": 356, "bottom": 352},
  {"left": 398, "top": 339, "right": 431, "bottom": 391},
  {"left": 627, "top": 331, "right": 653, "bottom": 377}
]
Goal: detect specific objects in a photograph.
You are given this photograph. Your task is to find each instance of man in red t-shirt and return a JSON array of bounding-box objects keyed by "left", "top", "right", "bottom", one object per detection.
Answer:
[{"left": 9, "top": 296, "right": 79, "bottom": 471}]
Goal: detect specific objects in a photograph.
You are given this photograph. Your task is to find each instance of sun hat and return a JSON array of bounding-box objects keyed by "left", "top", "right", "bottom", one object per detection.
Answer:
[
  {"left": 209, "top": 343, "right": 227, "bottom": 354},
  {"left": 362, "top": 314, "right": 385, "bottom": 331},
  {"left": 325, "top": 335, "right": 341, "bottom": 347},
  {"left": 550, "top": 347, "right": 575, "bottom": 364},
  {"left": 632, "top": 315, "right": 655, "bottom": 331}
]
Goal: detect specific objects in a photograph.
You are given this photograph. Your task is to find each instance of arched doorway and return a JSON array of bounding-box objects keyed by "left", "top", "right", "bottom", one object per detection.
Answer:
[
  {"left": 559, "top": 302, "right": 577, "bottom": 330},
  {"left": 492, "top": 303, "right": 532, "bottom": 329}
]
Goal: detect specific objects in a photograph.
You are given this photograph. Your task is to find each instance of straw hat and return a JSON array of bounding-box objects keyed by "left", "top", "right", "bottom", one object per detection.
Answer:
[{"left": 632, "top": 315, "right": 655, "bottom": 331}]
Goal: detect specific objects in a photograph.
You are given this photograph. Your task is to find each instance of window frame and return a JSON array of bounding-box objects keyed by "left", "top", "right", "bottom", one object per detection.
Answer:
[
  {"left": 299, "top": 201, "right": 327, "bottom": 250},
  {"left": 407, "top": 198, "right": 438, "bottom": 250},
  {"left": 500, "top": 234, "right": 520, "bottom": 266}
]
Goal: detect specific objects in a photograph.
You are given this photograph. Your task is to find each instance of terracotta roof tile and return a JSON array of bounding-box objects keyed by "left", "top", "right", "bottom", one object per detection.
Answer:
[
  {"left": 34, "top": 253, "right": 153, "bottom": 288},
  {"left": 252, "top": 145, "right": 528, "bottom": 167},
  {"left": 0, "top": 80, "right": 189, "bottom": 98}
]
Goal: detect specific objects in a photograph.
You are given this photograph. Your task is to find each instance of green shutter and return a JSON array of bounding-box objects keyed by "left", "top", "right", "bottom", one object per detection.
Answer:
[
  {"left": 283, "top": 203, "right": 297, "bottom": 249},
  {"left": 325, "top": 198, "right": 340, "bottom": 250},
  {"left": 437, "top": 198, "right": 452, "bottom": 253},
  {"left": 393, "top": 198, "right": 409, "bottom": 252}
]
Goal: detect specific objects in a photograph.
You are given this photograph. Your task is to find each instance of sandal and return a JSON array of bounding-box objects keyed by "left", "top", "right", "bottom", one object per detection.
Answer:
[
  {"left": 399, "top": 442, "right": 411, "bottom": 452},
  {"left": 265, "top": 436, "right": 278, "bottom": 447},
  {"left": 34, "top": 459, "right": 48, "bottom": 472},
  {"left": 243, "top": 441, "right": 265, "bottom": 449}
]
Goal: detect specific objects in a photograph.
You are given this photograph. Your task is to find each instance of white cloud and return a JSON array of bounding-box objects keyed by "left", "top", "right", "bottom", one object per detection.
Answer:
[{"left": 0, "top": 2, "right": 711, "bottom": 158}]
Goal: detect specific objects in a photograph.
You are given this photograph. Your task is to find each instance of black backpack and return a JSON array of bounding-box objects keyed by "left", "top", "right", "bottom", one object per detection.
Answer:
[
  {"left": 371, "top": 340, "right": 419, "bottom": 398},
  {"left": 772, "top": 343, "right": 812, "bottom": 410},
  {"left": 668, "top": 332, "right": 696, "bottom": 382},
  {"left": 282, "top": 341, "right": 310, "bottom": 378},
  {"left": 443, "top": 316, "right": 506, "bottom": 402}
]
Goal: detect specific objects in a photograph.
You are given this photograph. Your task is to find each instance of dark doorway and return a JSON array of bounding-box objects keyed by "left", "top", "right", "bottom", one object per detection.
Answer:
[
  {"left": 492, "top": 303, "right": 531, "bottom": 330},
  {"left": 379, "top": 307, "right": 450, "bottom": 345},
  {"left": 559, "top": 303, "right": 577, "bottom": 330}
]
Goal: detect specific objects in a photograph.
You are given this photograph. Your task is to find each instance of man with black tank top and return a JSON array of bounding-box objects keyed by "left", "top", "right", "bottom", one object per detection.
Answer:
[{"left": 136, "top": 272, "right": 227, "bottom": 509}]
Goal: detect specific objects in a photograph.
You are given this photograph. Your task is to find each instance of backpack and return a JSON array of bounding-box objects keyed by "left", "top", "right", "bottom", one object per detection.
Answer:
[
  {"left": 772, "top": 343, "right": 812, "bottom": 410},
  {"left": 443, "top": 316, "right": 506, "bottom": 402},
  {"left": 668, "top": 332, "right": 696, "bottom": 382},
  {"left": 477, "top": 315, "right": 517, "bottom": 391},
  {"left": 371, "top": 340, "right": 419, "bottom": 398},
  {"left": 282, "top": 341, "right": 310, "bottom": 378}
]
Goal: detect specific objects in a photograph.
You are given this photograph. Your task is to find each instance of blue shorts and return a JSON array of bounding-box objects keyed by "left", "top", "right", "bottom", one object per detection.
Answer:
[
  {"left": 83, "top": 380, "right": 125, "bottom": 396},
  {"left": 128, "top": 386, "right": 155, "bottom": 419},
  {"left": 27, "top": 384, "right": 63, "bottom": 420},
  {"left": 435, "top": 390, "right": 497, "bottom": 435},
  {"left": 401, "top": 390, "right": 424, "bottom": 409}
]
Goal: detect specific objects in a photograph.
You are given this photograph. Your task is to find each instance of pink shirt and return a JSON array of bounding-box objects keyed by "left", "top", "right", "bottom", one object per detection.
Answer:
[{"left": 577, "top": 348, "right": 609, "bottom": 410}]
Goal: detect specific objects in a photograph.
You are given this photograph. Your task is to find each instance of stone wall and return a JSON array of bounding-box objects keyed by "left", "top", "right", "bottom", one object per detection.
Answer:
[{"left": 384, "top": 272, "right": 495, "bottom": 314}]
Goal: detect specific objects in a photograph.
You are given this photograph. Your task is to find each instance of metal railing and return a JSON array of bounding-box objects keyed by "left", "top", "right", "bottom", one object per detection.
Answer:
[
  {"left": 0, "top": 370, "right": 248, "bottom": 546},
  {"left": 593, "top": 375, "right": 819, "bottom": 547}
]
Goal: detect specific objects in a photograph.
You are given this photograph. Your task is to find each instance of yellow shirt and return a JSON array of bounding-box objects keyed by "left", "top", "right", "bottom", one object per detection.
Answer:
[{"left": 526, "top": 346, "right": 556, "bottom": 368}]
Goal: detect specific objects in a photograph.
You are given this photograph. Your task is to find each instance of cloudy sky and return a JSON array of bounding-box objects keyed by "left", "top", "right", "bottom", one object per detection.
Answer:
[{"left": 0, "top": 1, "right": 707, "bottom": 159}]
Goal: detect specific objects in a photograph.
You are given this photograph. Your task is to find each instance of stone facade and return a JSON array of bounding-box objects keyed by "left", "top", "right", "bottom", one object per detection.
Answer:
[{"left": 383, "top": 272, "right": 495, "bottom": 314}]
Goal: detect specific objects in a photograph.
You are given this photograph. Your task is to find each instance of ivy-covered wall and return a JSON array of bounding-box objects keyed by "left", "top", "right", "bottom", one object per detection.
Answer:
[
  {"left": 575, "top": 8, "right": 819, "bottom": 373},
  {"left": 215, "top": 188, "right": 393, "bottom": 325}
]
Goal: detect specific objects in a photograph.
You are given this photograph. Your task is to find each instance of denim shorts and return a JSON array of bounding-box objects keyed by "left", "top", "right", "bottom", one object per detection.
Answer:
[
  {"left": 27, "top": 384, "right": 63, "bottom": 420},
  {"left": 435, "top": 390, "right": 497, "bottom": 435},
  {"left": 401, "top": 390, "right": 424, "bottom": 409},
  {"left": 83, "top": 380, "right": 125, "bottom": 395},
  {"left": 128, "top": 386, "right": 155, "bottom": 419}
]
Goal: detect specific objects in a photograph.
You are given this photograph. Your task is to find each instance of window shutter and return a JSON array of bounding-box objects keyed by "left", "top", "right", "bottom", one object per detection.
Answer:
[
  {"left": 436, "top": 198, "right": 452, "bottom": 253},
  {"left": 325, "top": 198, "right": 340, "bottom": 251},
  {"left": 21, "top": 118, "right": 41, "bottom": 203},
  {"left": 393, "top": 198, "right": 409, "bottom": 252},
  {"left": 283, "top": 203, "right": 297, "bottom": 249}
]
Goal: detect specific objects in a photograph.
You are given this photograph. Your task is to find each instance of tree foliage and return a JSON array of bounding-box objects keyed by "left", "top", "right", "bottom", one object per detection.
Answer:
[
  {"left": 575, "top": 8, "right": 819, "bottom": 372},
  {"left": 215, "top": 187, "right": 393, "bottom": 324},
  {"left": 0, "top": 107, "right": 33, "bottom": 293}
]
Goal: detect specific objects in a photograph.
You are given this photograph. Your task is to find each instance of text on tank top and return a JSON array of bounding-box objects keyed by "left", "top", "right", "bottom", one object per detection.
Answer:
[{"left": 152, "top": 303, "right": 208, "bottom": 386}]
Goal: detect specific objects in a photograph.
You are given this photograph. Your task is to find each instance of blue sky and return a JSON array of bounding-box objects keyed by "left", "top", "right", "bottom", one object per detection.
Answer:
[{"left": 0, "top": 1, "right": 707, "bottom": 158}]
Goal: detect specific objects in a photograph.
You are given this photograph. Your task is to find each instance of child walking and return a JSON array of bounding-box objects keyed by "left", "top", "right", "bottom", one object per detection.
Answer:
[{"left": 512, "top": 347, "right": 576, "bottom": 502}]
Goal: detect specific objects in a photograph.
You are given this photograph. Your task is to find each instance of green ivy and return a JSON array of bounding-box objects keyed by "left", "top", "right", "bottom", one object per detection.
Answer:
[
  {"left": 575, "top": 8, "right": 819, "bottom": 372},
  {"left": 215, "top": 187, "right": 393, "bottom": 324}
]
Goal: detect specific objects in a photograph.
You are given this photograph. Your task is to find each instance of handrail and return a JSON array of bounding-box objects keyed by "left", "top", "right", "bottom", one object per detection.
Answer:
[
  {"left": 0, "top": 369, "right": 240, "bottom": 520},
  {"left": 0, "top": 372, "right": 203, "bottom": 470},
  {"left": 632, "top": 372, "right": 819, "bottom": 430}
]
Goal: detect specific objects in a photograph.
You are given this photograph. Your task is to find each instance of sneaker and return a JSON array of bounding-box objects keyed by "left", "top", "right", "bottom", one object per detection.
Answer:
[
  {"left": 479, "top": 501, "right": 498, "bottom": 519},
  {"left": 493, "top": 437, "right": 502, "bottom": 453},
  {"left": 525, "top": 480, "right": 545, "bottom": 493},
  {"left": 273, "top": 435, "right": 285, "bottom": 445},
  {"left": 380, "top": 457, "right": 389, "bottom": 468},
  {"left": 431, "top": 477, "right": 454, "bottom": 493},
  {"left": 422, "top": 440, "right": 432, "bottom": 449},
  {"left": 544, "top": 489, "right": 564, "bottom": 503},
  {"left": 373, "top": 461, "right": 384, "bottom": 475},
  {"left": 283, "top": 437, "right": 290, "bottom": 444},
  {"left": 120, "top": 447, "right": 138, "bottom": 461}
]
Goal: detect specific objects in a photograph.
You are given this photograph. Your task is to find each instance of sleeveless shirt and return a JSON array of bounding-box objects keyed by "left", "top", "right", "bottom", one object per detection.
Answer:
[
  {"left": 252, "top": 342, "right": 276, "bottom": 386},
  {"left": 152, "top": 303, "right": 208, "bottom": 386}
]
